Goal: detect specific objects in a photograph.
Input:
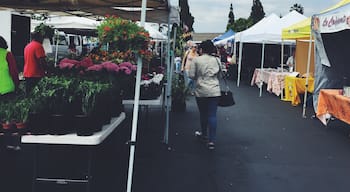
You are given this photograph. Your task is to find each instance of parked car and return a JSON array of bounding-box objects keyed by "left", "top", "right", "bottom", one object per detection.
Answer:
[{"left": 47, "top": 31, "right": 82, "bottom": 60}]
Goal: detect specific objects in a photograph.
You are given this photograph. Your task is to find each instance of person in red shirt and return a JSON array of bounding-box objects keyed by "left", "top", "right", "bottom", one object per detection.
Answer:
[
  {"left": 0, "top": 35, "right": 19, "bottom": 99},
  {"left": 24, "top": 32, "right": 47, "bottom": 94}
]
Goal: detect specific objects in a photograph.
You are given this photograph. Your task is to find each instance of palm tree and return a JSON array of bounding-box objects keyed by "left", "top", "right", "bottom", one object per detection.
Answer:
[{"left": 290, "top": 3, "right": 304, "bottom": 14}]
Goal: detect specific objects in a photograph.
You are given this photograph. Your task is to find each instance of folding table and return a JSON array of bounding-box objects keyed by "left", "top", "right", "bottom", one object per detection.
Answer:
[{"left": 21, "top": 112, "right": 125, "bottom": 192}]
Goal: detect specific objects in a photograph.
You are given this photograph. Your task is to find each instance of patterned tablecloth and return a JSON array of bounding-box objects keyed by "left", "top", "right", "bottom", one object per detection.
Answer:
[
  {"left": 316, "top": 89, "right": 350, "bottom": 125},
  {"left": 251, "top": 68, "right": 291, "bottom": 96}
]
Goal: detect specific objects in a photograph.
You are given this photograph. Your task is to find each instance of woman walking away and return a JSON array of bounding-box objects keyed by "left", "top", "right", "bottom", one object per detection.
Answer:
[
  {"left": 189, "top": 40, "right": 221, "bottom": 150},
  {"left": 0, "top": 36, "right": 19, "bottom": 99}
]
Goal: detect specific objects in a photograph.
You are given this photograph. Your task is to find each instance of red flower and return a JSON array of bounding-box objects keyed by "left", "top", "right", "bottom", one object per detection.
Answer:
[{"left": 104, "top": 26, "right": 111, "bottom": 32}]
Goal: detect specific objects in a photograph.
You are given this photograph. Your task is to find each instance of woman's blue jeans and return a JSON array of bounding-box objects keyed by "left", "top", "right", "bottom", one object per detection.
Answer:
[
  {"left": 195, "top": 97, "right": 219, "bottom": 143},
  {"left": 184, "top": 70, "right": 195, "bottom": 92}
]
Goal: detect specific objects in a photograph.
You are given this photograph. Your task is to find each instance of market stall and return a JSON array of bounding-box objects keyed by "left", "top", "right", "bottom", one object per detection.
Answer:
[
  {"left": 0, "top": 1, "right": 180, "bottom": 192},
  {"left": 311, "top": 0, "right": 350, "bottom": 125},
  {"left": 235, "top": 11, "right": 306, "bottom": 97}
]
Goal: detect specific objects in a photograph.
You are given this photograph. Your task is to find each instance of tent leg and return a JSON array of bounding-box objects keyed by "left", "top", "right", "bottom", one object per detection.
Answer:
[
  {"left": 302, "top": 34, "right": 313, "bottom": 118},
  {"left": 237, "top": 42, "right": 243, "bottom": 87},
  {"left": 259, "top": 42, "right": 265, "bottom": 97},
  {"left": 126, "top": 2, "right": 147, "bottom": 192},
  {"left": 164, "top": 24, "right": 176, "bottom": 145},
  {"left": 280, "top": 41, "right": 284, "bottom": 100}
]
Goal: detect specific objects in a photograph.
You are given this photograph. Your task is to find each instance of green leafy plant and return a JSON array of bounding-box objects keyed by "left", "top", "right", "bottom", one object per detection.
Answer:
[
  {"left": 13, "top": 98, "right": 32, "bottom": 123},
  {"left": 97, "top": 16, "right": 150, "bottom": 52},
  {"left": 171, "top": 73, "right": 190, "bottom": 103},
  {"left": 0, "top": 101, "right": 14, "bottom": 123},
  {"left": 34, "top": 23, "right": 54, "bottom": 39},
  {"left": 77, "top": 80, "right": 111, "bottom": 115},
  {"left": 30, "top": 76, "right": 77, "bottom": 114}
]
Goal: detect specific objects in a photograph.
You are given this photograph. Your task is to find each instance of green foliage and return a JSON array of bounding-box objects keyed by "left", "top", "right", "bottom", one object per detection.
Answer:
[
  {"left": 0, "top": 96, "right": 32, "bottom": 123},
  {"left": 171, "top": 73, "right": 189, "bottom": 103},
  {"left": 30, "top": 76, "right": 78, "bottom": 114},
  {"left": 76, "top": 80, "right": 111, "bottom": 115},
  {"left": 14, "top": 98, "right": 32, "bottom": 122},
  {"left": 97, "top": 16, "right": 150, "bottom": 52},
  {"left": 0, "top": 101, "right": 13, "bottom": 123},
  {"left": 229, "top": 18, "right": 253, "bottom": 32},
  {"left": 34, "top": 23, "right": 54, "bottom": 39},
  {"left": 249, "top": 0, "right": 265, "bottom": 24},
  {"left": 290, "top": 3, "right": 304, "bottom": 14},
  {"left": 227, "top": 3, "right": 235, "bottom": 27},
  {"left": 179, "top": 0, "right": 195, "bottom": 32}
]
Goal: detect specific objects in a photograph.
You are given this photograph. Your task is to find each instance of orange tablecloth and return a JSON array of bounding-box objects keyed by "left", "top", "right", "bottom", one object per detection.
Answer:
[
  {"left": 251, "top": 68, "right": 291, "bottom": 96},
  {"left": 316, "top": 89, "right": 350, "bottom": 125},
  {"left": 283, "top": 76, "right": 314, "bottom": 106}
]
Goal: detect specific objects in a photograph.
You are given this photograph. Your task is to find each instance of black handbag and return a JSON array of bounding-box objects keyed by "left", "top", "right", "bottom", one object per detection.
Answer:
[
  {"left": 219, "top": 90, "right": 235, "bottom": 107},
  {"left": 216, "top": 58, "right": 235, "bottom": 107}
]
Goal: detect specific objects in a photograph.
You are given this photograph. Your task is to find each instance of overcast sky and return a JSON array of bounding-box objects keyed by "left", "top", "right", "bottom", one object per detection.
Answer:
[{"left": 171, "top": 0, "right": 340, "bottom": 33}]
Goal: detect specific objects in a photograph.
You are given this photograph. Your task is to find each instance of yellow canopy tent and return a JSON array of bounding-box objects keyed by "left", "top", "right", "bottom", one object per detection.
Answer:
[
  {"left": 282, "top": 17, "right": 314, "bottom": 75},
  {"left": 282, "top": 0, "right": 350, "bottom": 117},
  {"left": 282, "top": 0, "right": 350, "bottom": 75}
]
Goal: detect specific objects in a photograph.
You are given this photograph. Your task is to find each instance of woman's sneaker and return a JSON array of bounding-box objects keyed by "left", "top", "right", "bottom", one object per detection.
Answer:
[
  {"left": 195, "top": 131, "right": 208, "bottom": 142},
  {"left": 207, "top": 142, "right": 215, "bottom": 150}
]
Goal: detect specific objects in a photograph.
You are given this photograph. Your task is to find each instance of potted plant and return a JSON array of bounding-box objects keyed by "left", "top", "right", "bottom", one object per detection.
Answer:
[
  {"left": 0, "top": 100, "right": 16, "bottom": 133},
  {"left": 13, "top": 98, "right": 32, "bottom": 133},
  {"left": 171, "top": 73, "right": 189, "bottom": 112},
  {"left": 34, "top": 23, "right": 54, "bottom": 39},
  {"left": 75, "top": 79, "right": 111, "bottom": 136},
  {"left": 28, "top": 76, "right": 75, "bottom": 135}
]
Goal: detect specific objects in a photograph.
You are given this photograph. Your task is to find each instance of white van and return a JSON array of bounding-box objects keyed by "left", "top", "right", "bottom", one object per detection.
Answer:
[{"left": 47, "top": 31, "right": 82, "bottom": 60}]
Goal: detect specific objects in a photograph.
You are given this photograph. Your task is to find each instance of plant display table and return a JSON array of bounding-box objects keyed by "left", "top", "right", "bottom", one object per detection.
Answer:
[{"left": 21, "top": 112, "right": 125, "bottom": 192}]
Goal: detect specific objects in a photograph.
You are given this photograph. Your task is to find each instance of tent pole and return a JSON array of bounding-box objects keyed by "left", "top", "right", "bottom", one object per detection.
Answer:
[
  {"left": 126, "top": 1, "right": 147, "bottom": 192},
  {"left": 54, "top": 29, "right": 59, "bottom": 67},
  {"left": 164, "top": 23, "right": 176, "bottom": 144},
  {"left": 126, "top": 55, "right": 143, "bottom": 192},
  {"left": 259, "top": 42, "right": 265, "bottom": 97},
  {"left": 302, "top": 34, "right": 313, "bottom": 118},
  {"left": 280, "top": 40, "right": 284, "bottom": 100},
  {"left": 233, "top": 40, "right": 237, "bottom": 58},
  {"left": 237, "top": 41, "right": 243, "bottom": 87}
]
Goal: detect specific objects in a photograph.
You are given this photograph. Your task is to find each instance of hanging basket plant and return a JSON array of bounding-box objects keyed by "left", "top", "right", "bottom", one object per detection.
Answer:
[
  {"left": 96, "top": 15, "right": 152, "bottom": 63},
  {"left": 34, "top": 23, "right": 55, "bottom": 39}
]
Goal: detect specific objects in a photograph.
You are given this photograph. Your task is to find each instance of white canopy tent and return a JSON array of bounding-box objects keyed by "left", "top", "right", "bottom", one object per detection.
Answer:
[
  {"left": 32, "top": 15, "right": 100, "bottom": 30},
  {"left": 235, "top": 11, "right": 307, "bottom": 97},
  {"left": 137, "top": 21, "right": 168, "bottom": 40},
  {"left": 32, "top": 16, "right": 168, "bottom": 40}
]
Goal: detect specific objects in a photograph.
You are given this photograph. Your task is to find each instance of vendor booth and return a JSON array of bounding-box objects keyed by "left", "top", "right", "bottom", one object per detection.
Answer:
[
  {"left": 311, "top": 1, "right": 350, "bottom": 125},
  {"left": 0, "top": 1, "right": 180, "bottom": 192},
  {"left": 236, "top": 11, "right": 306, "bottom": 98}
]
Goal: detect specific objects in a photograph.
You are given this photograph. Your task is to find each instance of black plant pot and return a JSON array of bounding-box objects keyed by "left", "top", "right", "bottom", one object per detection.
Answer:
[
  {"left": 74, "top": 114, "right": 94, "bottom": 136},
  {"left": 49, "top": 114, "right": 73, "bottom": 135},
  {"left": 27, "top": 112, "right": 50, "bottom": 135}
]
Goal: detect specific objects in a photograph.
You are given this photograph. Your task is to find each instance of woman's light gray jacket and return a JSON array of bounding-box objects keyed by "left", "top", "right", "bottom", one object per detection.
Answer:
[{"left": 188, "top": 54, "right": 221, "bottom": 98}]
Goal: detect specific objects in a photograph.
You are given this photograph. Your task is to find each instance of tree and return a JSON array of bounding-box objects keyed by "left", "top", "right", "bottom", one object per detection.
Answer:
[
  {"left": 290, "top": 3, "right": 304, "bottom": 14},
  {"left": 179, "top": 0, "right": 194, "bottom": 32},
  {"left": 249, "top": 0, "right": 265, "bottom": 24},
  {"left": 226, "top": 3, "right": 235, "bottom": 31},
  {"left": 233, "top": 18, "right": 253, "bottom": 32}
]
